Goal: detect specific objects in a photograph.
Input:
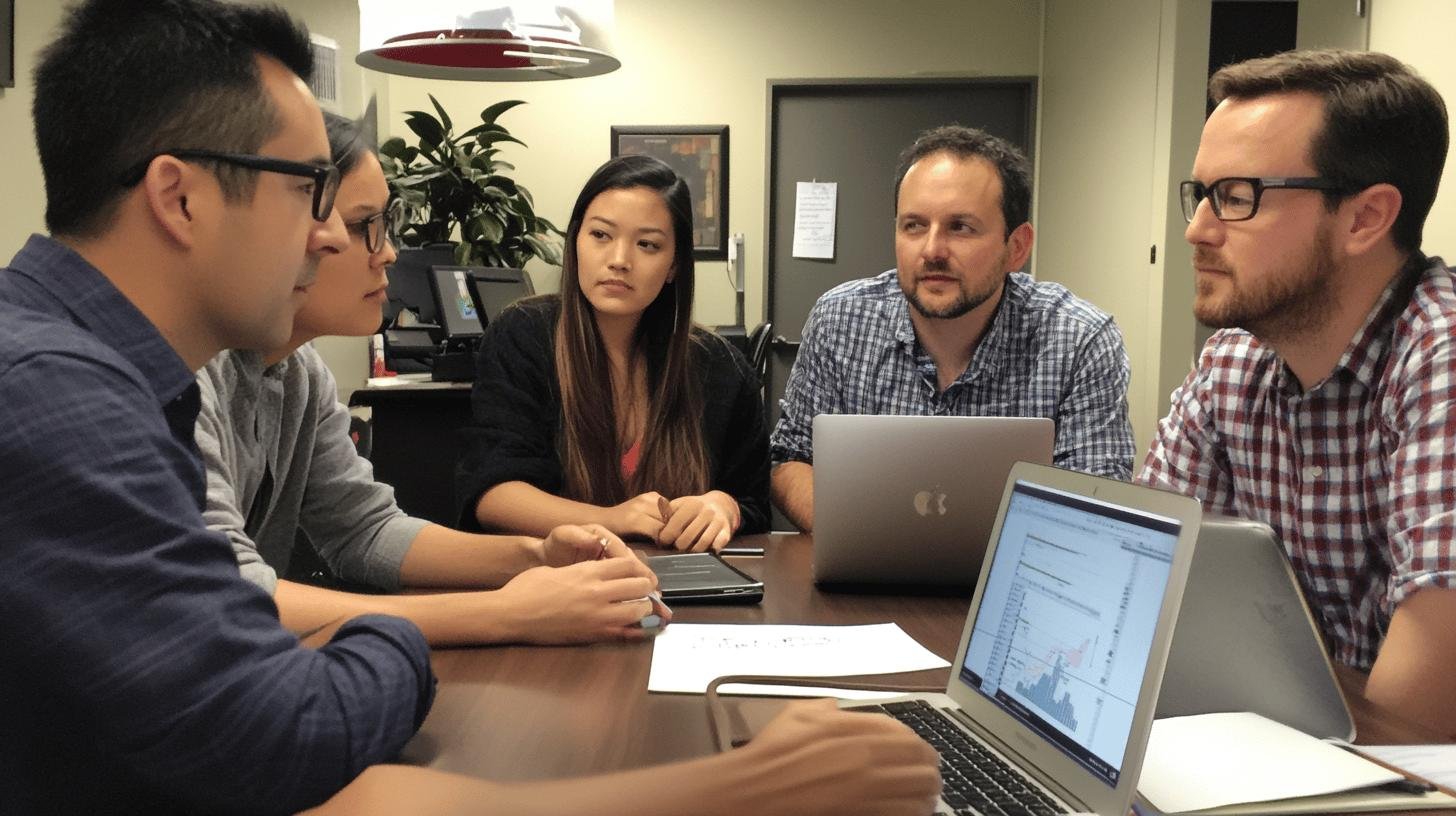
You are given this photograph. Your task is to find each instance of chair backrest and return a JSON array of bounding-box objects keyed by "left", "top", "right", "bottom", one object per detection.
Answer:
[{"left": 746, "top": 321, "right": 773, "bottom": 387}]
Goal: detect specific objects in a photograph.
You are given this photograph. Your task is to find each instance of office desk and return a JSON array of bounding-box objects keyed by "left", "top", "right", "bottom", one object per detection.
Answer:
[
  {"left": 402, "top": 533, "right": 1452, "bottom": 811},
  {"left": 349, "top": 380, "right": 471, "bottom": 526}
]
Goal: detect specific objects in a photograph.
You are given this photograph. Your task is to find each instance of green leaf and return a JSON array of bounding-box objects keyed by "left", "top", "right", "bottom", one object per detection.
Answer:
[
  {"left": 492, "top": 160, "right": 516, "bottom": 173},
  {"left": 469, "top": 212, "right": 506, "bottom": 244},
  {"left": 427, "top": 94, "right": 454, "bottom": 134},
  {"left": 379, "top": 137, "right": 409, "bottom": 159},
  {"left": 392, "top": 169, "right": 450, "bottom": 187},
  {"left": 479, "top": 99, "right": 527, "bottom": 125},
  {"left": 458, "top": 122, "right": 505, "bottom": 140},
  {"left": 403, "top": 111, "right": 447, "bottom": 148},
  {"left": 525, "top": 233, "right": 562, "bottom": 266},
  {"left": 476, "top": 131, "right": 527, "bottom": 149},
  {"left": 485, "top": 175, "right": 519, "bottom": 195}
]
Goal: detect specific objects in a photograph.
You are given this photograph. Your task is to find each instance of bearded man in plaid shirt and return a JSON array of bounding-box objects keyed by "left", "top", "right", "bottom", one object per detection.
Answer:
[
  {"left": 1141, "top": 49, "right": 1456, "bottom": 735},
  {"left": 771, "top": 126, "right": 1135, "bottom": 532}
]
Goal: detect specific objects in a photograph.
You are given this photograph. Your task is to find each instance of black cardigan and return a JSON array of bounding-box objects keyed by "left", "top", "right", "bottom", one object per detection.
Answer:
[{"left": 455, "top": 295, "right": 770, "bottom": 534}]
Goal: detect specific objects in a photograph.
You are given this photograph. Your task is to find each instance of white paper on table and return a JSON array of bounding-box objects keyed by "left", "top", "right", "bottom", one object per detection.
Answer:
[
  {"left": 1348, "top": 744, "right": 1456, "bottom": 792},
  {"left": 647, "top": 623, "right": 949, "bottom": 696},
  {"left": 365, "top": 373, "right": 431, "bottom": 387},
  {"left": 1139, "top": 712, "right": 1401, "bottom": 814},
  {"left": 792, "top": 181, "right": 837, "bottom": 259}
]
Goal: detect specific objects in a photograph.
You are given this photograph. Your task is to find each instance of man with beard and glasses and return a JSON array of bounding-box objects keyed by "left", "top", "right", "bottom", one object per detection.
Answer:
[
  {"left": 769, "top": 125, "right": 1134, "bottom": 532},
  {"left": 1139, "top": 49, "right": 1456, "bottom": 735}
]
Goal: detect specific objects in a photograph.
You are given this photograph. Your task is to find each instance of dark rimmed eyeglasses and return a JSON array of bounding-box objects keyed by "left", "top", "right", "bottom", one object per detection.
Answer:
[
  {"left": 1180, "top": 176, "right": 1350, "bottom": 223},
  {"left": 120, "top": 149, "right": 341, "bottom": 222},
  {"left": 346, "top": 198, "right": 405, "bottom": 255}
]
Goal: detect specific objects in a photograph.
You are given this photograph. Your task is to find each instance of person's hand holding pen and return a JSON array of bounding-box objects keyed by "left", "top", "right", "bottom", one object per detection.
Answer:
[
  {"left": 540, "top": 524, "right": 647, "bottom": 572},
  {"left": 585, "top": 526, "right": 673, "bottom": 631}
]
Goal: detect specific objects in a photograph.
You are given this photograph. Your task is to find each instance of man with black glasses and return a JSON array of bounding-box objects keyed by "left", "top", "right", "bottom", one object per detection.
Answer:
[
  {"left": 0, "top": 0, "right": 434, "bottom": 812},
  {"left": 0, "top": 2, "right": 940, "bottom": 814},
  {"left": 1140, "top": 49, "right": 1456, "bottom": 735}
]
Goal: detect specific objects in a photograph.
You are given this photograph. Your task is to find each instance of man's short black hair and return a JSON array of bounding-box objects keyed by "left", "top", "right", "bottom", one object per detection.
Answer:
[
  {"left": 33, "top": 0, "right": 314, "bottom": 238},
  {"left": 892, "top": 125, "right": 1032, "bottom": 238}
]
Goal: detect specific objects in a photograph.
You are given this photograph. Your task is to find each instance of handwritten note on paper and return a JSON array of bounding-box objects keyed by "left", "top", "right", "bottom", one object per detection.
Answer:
[
  {"left": 647, "top": 623, "right": 949, "bottom": 698},
  {"left": 792, "top": 181, "right": 838, "bottom": 259}
]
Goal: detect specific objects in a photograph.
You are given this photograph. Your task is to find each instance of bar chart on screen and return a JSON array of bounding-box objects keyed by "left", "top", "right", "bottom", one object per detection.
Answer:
[{"left": 973, "top": 516, "right": 1172, "bottom": 768}]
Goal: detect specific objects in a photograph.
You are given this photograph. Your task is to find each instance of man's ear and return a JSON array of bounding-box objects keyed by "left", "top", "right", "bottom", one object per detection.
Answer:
[
  {"left": 138, "top": 156, "right": 204, "bottom": 249},
  {"left": 1339, "top": 182, "right": 1401, "bottom": 257},
  {"left": 1005, "top": 222, "right": 1035, "bottom": 271}
]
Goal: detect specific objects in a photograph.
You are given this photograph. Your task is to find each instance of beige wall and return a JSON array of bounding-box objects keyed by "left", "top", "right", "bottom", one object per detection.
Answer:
[
  {"left": 1369, "top": 0, "right": 1456, "bottom": 260},
  {"left": 0, "top": 2, "right": 65, "bottom": 256},
  {"left": 5, "top": 0, "right": 1449, "bottom": 430},
  {"left": 1035, "top": 0, "right": 1210, "bottom": 457},
  {"left": 378, "top": 0, "right": 1042, "bottom": 330}
]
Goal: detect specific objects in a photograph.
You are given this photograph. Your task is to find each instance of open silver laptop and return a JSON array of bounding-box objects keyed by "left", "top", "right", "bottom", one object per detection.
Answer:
[
  {"left": 812, "top": 414, "right": 1054, "bottom": 587},
  {"left": 1156, "top": 516, "right": 1355, "bottom": 740},
  {"left": 847, "top": 462, "right": 1201, "bottom": 816}
]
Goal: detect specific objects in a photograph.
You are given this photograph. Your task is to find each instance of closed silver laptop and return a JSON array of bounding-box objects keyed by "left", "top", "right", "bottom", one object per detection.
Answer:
[
  {"left": 1156, "top": 516, "right": 1355, "bottom": 740},
  {"left": 812, "top": 414, "right": 1054, "bottom": 587},
  {"left": 845, "top": 462, "right": 1202, "bottom": 816}
]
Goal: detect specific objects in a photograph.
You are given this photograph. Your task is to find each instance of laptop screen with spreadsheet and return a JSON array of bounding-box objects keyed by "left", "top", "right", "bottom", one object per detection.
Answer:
[{"left": 959, "top": 480, "right": 1181, "bottom": 788}]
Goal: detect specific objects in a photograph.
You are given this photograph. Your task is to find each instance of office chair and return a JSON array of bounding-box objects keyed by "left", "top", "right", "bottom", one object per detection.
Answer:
[{"left": 746, "top": 321, "right": 773, "bottom": 388}]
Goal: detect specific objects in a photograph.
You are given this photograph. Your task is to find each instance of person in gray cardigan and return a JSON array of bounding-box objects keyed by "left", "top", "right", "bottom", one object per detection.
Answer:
[{"left": 196, "top": 109, "right": 664, "bottom": 646}]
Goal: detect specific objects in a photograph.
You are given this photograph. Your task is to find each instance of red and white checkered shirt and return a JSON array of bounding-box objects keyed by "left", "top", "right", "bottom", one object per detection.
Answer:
[{"left": 1139, "top": 256, "right": 1456, "bottom": 670}]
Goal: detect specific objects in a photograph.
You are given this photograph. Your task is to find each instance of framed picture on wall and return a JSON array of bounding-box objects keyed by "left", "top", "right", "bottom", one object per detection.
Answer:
[
  {"left": 610, "top": 125, "right": 728, "bottom": 260},
  {"left": 1, "top": 0, "right": 14, "bottom": 89}
]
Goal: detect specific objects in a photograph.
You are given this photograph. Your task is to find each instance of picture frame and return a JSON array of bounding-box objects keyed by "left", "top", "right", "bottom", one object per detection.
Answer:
[{"left": 610, "top": 125, "right": 728, "bottom": 260}]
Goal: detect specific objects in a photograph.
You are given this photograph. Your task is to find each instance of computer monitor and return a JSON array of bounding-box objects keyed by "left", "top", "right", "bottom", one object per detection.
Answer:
[
  {"left": 386, "top": 244, "right": 454, "bottom": 327},
  {"left": 467, "top": 268, "right": 534, "bottom": 327},
  {"left": 429, "top": 266, "right": 486, "bottom": 342}
]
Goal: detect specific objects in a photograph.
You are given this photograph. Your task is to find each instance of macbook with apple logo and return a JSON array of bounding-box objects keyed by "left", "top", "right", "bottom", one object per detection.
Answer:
[{"left": 811, "top": 414, "right": 1053, "bottom": 588}]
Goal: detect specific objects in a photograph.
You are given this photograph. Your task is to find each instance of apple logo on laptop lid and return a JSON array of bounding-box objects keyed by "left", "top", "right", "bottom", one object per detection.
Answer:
[{"left": 913, "top": 487, "right": 948, "bottom": 517}]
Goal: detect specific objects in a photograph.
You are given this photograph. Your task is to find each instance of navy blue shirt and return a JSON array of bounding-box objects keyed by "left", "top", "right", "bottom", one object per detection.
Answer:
[{"left": 0, "top": 235, "right": 435, "bottom": 815}]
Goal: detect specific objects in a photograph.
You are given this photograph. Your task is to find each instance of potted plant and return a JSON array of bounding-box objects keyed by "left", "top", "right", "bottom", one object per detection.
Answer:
[{"left": 379, "top": 95, "right": 562, "bottom": 268}]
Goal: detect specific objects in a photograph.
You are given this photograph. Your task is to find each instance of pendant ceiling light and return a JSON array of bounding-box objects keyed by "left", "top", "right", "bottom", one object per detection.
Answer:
[{"left": 357, "top": 1, "right": 619, "bottom": 81}]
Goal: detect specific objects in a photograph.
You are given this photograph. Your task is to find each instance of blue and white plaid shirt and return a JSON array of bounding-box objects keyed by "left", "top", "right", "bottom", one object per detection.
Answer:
[{"left": 770, "top": 270, "right": 1135, "bottom": 479}]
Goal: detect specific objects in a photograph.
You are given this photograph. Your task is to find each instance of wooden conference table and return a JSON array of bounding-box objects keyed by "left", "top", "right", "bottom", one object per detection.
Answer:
[{"left": 400, "top": 533, "right": 1452, "bottom": 811}]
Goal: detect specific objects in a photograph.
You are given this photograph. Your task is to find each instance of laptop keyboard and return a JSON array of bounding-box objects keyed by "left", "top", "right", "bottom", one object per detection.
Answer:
[{"left": 854, "top": 700, "right": 1067, "bottom": 816}]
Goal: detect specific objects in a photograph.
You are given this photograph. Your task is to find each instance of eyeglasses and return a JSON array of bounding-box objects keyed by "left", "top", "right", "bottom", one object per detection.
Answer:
[
  {"left": 1179, "top": 176, "right": 1350, "bottom": 223},
  {"left": 120, "top": 149, "right": 341, "bottom": 222},
  {"left": 346, "top": 198, "right": 405, "bottom": 255}
]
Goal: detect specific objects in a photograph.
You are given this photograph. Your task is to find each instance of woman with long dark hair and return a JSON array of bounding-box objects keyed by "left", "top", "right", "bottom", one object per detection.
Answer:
[
  {"left": 459, "top": 154, "right": 769, "bottom": 551},
  {"left": 195, "top": 111, "right": 660, "bottom": 647}
]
